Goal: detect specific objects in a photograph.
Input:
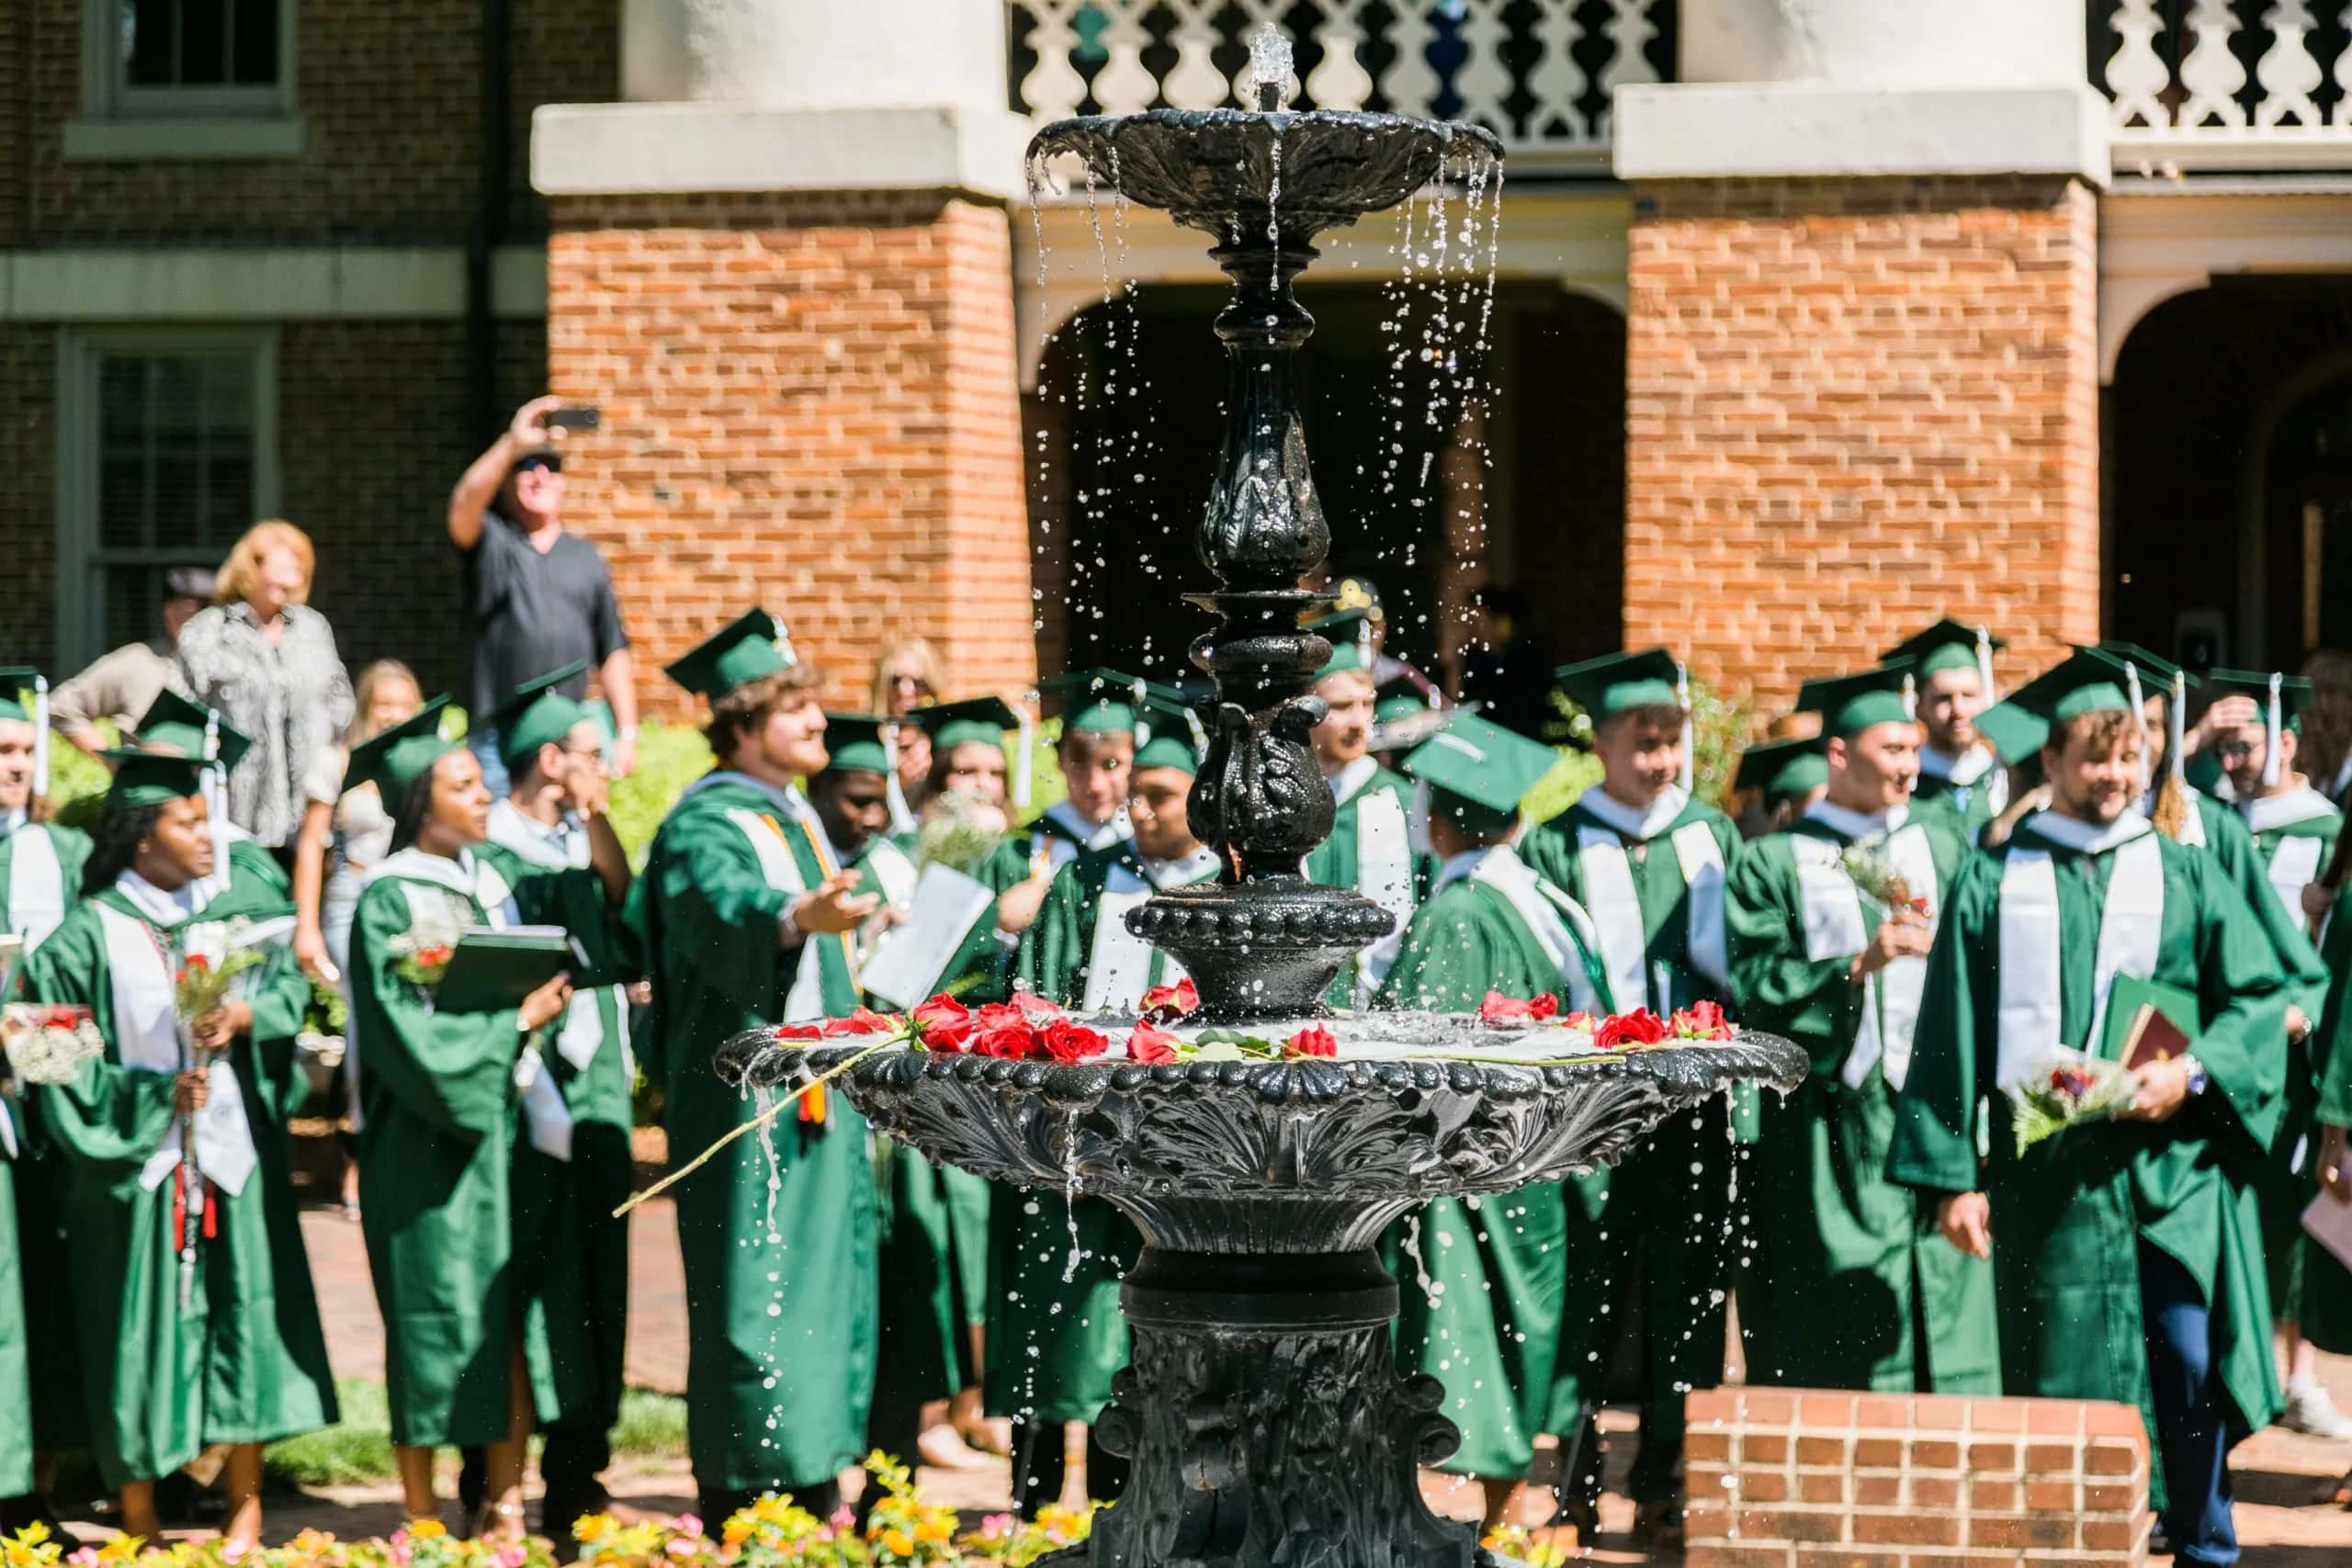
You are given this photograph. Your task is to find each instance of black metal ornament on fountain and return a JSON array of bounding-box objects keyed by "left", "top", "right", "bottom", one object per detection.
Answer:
[
  {"left": 1027, "top": 45, "right": 1501, "bottom": 1023},
  {"left": 719, "top": 28, "right": 1806, "bottom": 1568}
]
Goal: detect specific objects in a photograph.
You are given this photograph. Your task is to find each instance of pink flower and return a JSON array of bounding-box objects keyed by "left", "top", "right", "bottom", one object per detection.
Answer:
[
  {"left": 831, "top": 1506, "right": 858, "bottom": 1531},
  {"left": 1041, "top": 1019, "right": 1111, "bottom": 1064},
  {"left": 1596, "top": 1009, "right": 1668, "bottom": 1049},
  {"left": 1127, "top": 1020, "right": 1183, "bottom": 1064},
  {"left": 674, "top": 1516, "right": 703, "bottom": 1540},
  {"left": 1283, "top": 1025, "right": 1338, "bottom": 1059}
]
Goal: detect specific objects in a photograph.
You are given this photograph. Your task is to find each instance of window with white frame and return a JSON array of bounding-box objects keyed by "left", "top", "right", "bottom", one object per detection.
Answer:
[
  {"left": 55, "top": 330, "right": 278, "bottom": 670},
  {"left": 69, "top": 0, "right": 302, "bottom": 158}
]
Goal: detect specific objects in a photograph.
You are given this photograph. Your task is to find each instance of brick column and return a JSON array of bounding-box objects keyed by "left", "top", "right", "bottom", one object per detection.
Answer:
[
  {"left": 1622, "top": 175, "right": 2101, "bottom": 709},
  {"left": 544, "top": 189, "right": 1035, "bottom": 709}
]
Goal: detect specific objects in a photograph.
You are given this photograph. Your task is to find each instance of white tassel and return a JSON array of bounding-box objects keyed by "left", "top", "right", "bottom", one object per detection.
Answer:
[
  {"left": 1676, "top": 661, "right": 1694, "bottom": 795},
  {"left": 202, "top": 710, "right": 230, "bottom": 876},
  {"left": 1131, "top": 679, "right": 1151, "bottom": 746},
  {"left": 771, "top": 615, "right": 798, "bottom": 668},
  {"left": 2122, "top": 662, "right": 2150, "bottom": 795},
  {"left": 29, "top": 674, "right": 49, "bottom": 801},
  {"left": 881, "top": 720, "right": 916, "bottom": 837},
  {"left": 2264, "top": 671, "right": 2284, "bottom": 788},
  {"left": 1901, "top": 673, "right": 1917, "bottom": 722},
  {"left": 1183, "top": 704, "right": 1208, "bottom": 754},
  {"left": 1974, "top": 625, "right": 1997, "bottom": 705},
  {"left": 2169, "top": 671, "right": 2188, "bottom": 786},
  {"left": 1013, "top": 695, "right": 1035, "bottom": 810}
]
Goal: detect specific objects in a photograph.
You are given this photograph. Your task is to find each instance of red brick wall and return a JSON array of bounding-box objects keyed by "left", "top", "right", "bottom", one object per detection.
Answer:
[
  {"left": 545, "top": 190, "right": 1037, "bottom": 715},
  {"left": 1624, "top": 177, "right": 2101, "bottom": 718},
  {"left": 1684, "top": 1387, "right": 2151, "bottom": 1566},
  {"left": 17, "top": 0, "right": 614, "bottom": 243}
]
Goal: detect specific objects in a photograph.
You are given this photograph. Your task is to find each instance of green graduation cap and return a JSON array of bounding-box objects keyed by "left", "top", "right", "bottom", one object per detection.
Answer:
[
  {"left": 2007, "top": 649, "right": 2137, "bottom": 727},
  {"left": 1974, "top": 700, "right": 2050, "bottom": 768},
  {"left": 664, "top": 609, "right": 797, "bottom": 703},
  {"left": 818, "top": 713, "right": 894, "bottom": 776},
  {"left": 1795, "top": 660, "right": 1918, "bottom": 740},
  {"left": 346, "top": 697, "right": 463, "bottom": 803},
  {"left": 1734, "top": 734, "right": 1828, "bottom": 807},
  {"left": 1041, "top": 668, "right": 1158, "bottom": 736},
  {"left": 488, "top": 661, "right": 593, "bottom": 773},
  {"left": 2092, "top": 641, "right": 2192, "bottom": 690},
  {"left": 101, "top": 750, "right": 209, "bottom": 810},
  {"left": 0, "top": 667, "right": 41, "bottom": 728},
  {"left": 1131, "top": 693, "right": 1203, "bottom": 776},
  {"left": 1883, "top": 618, "right": 2005, "bottom": 682},
  {"left": 135, "top": 690, "right": 254, "bottom": 773},
  {"left": 1555, "top": 648, "right": 1685, "bottom": 720},
  {"left": 912, "top": 696, "right": 1023, "bottom": 755},
  {"left": 1400, "top": 711, "right": 1559, "bottom": 837},
  {"left": 1310, "top": 608, "right": 1379, "bottom": 682}
]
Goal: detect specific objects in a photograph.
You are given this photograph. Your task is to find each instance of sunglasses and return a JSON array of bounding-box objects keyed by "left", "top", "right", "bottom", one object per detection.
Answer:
[{"left": 2217, "top": 740, "right": 2257, "bottom": 759}]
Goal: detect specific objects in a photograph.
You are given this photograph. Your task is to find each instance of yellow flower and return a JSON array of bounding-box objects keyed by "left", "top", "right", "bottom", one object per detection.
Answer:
[
  {"left": 571, "top": 1516, "right": 616, "bottom": 1546},
  {"left": 406, "top": 1523, "right": 447, "bottom": 1542},
  {"left": 881, "top": 1531, "right": 913, "bottom": 1558}
]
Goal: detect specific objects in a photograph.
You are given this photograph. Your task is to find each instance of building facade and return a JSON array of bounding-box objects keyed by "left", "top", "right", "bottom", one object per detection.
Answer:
[{"left": 8, "top": 1, "right": 2352, "bottom": 716}]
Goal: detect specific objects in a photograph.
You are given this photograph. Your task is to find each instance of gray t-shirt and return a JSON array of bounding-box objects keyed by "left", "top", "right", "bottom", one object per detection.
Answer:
[{"left": 462, "top": 513, "right": 628, "bottom": 716}]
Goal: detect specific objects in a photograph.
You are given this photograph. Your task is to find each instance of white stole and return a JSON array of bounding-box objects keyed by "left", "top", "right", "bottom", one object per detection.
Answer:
[
  {"left": 1459, "top": 845, "right": 1606, "bottom": 1015},
  {"left": 1572, "top": 787, "right": 1728, "bottom": 1012},
  {"left": 1994, "top": 815, "right": 2165, "bottom": 1089},
  {"left": 1791, "top": 809, "right": 1939, "bottom": 1090},
  {"left": 96, "top": 890, "right": 259, "bottom": 1197},
  {"left": 1082, "top": 851, "right": 1216, "bottom": 1011},
  {"left": 5, "top": 826, "right": 66, "bottom": 949},
  {"left": 486, "top": 800, "right": 627, "bottom": 1078},
  {"left": 725, "top": 807, "right": 826, "bottom": 1024},
  {"left": 1351, "top": 784, "right": 1415, "bottom": 1000}
]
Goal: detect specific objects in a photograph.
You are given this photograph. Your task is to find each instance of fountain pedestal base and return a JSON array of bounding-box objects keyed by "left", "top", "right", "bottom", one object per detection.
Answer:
[{"left": 1087, "top": 1247, "right": 1476, "bottom": 1568}]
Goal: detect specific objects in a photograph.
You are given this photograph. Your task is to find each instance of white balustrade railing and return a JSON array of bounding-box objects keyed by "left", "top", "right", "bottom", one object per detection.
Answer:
[
  {"left": 2102, "top": 0, "right": 2352, "bottom": 166},
  {"left": 1007, "top": 0, "right": 1666, "bottom": 168}
]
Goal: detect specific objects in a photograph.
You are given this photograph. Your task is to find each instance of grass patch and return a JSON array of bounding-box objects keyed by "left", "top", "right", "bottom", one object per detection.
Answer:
[{"left": 261, "top": 1382, "right": 689, "bottom": 1488}]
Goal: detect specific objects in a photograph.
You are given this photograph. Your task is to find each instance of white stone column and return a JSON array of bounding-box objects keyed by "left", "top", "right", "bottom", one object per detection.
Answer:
[
  {"left": 535, "top": 0, "right": 1030, "bottom": 201},
  {"left": 1616, "top": 0, "right": 2109, "bottom": 184}
]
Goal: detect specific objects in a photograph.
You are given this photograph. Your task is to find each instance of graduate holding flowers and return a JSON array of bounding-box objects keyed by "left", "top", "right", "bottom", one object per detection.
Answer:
[{"left": 12, "top": 752, "right": 332, "bottom": 1550}]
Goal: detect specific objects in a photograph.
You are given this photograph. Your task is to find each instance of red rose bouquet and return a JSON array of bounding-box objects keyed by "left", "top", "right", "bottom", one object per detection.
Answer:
[
  {"left": 2008, "top": 1046, "right": 2136, "bottom": 1156},
  {"left": 0, "top": 1003, "right": 104, "bottom": 1087},
  {"left": 1595, "top": 1009, "right": 1669, "bottom": 1050}
]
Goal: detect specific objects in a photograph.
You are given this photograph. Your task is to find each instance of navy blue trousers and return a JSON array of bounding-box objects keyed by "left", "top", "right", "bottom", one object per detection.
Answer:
[{"left": 2140, "top": 1241, "right": 2236, "bottom": 1566}]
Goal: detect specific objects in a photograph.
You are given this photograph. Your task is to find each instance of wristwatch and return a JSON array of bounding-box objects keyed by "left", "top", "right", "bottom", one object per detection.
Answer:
[{"left": 2181, "top": 1053, "right": 2210, "bottom": 1097}]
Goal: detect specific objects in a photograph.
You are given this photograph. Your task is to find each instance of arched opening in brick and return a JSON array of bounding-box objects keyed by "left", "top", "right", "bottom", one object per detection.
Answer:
[
  {"left": 1023, "top": 282, "right": 1625, "bottom": 691},
  {"left": 2109, "top": 277, "right": 2352, "bottom": 674}
]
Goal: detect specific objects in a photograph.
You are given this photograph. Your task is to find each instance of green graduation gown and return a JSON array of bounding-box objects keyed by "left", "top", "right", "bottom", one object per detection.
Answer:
[
  {"left": 1912, "top": 745, "right": 2005, "bottom": 842},
  {"left": 1302, "top": 760, "right": 1426, "bottom": 1008},
  {"left": 351, "top": 840, "right": 629, "bottom": 1450},
  {"left": 17, "top": 876, "right": 334, "bottom": 1488},
  {"left": 0, "top": 1144, "right": 26, "bottom": 1496},
  {"left": 1887, "top": 811, "right": 2291, "bottom": 1492},
  {"left": 626, "top": 772, "right": 878, "bottom": 1494},
  {"left": 2228, "top": 786, "right": 2345, "bottom": 1339},
  {"left": 1374, "top": 843, "right": 1598, "bottom": 1477},
  {"left": 1519, "top": 785, "right": 1740, "bottom": 1496},
  {"left": 865, "top": 832, "right": 1026, "bottom": 1445},
  {"left": 1724, "top": 804, "right": 1999, "bottom": 1393},
  {"left": 484, "top": 800, "right": 639, "bottom": 1440},
  {"left": 0, "top": 819, "right": 92, "bottom": 949},
  {"left": 985, "top": 840, "right": 1218, "bottom": 1427}
]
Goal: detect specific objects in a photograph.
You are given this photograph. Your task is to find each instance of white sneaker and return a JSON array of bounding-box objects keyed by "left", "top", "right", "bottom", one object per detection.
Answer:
[{"left": 2280, "top": 1383, "right": 2352, "bottom": 1439}]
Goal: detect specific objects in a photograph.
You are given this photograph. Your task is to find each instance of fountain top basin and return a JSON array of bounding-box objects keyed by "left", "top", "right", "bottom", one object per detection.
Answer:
[
  {"left": 1030, "top": 109, "right": 1503, "bottom": 243},
  {"left": 719, "top": 1027, "right": 1804, "bottom": 1252}
]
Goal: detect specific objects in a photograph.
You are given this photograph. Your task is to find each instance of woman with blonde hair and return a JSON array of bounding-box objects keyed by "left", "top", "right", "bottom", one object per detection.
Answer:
[
  {"left": 173, "top": 521, "right": 354, "bottom": 853},
  {"left": 872, "top": 637, "right": 944, "bottom": 825}
]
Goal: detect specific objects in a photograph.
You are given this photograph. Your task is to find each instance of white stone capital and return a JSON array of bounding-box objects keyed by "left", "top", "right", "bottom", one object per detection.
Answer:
[
  {"left": 1613, "top": 83, "right": 2109, "bottom": 186},
  {"left": 531, "top": 102, "right": 1033, "bottom": 203}
]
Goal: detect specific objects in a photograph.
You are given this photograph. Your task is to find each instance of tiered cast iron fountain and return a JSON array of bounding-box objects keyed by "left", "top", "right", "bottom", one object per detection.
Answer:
[{"left": 726, "top": 33, "right": 1806, "bottom": 1568}]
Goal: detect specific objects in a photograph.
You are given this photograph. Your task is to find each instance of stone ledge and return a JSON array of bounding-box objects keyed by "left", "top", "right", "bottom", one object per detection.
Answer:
[
  {"left": 1614, "top": 82, "right": 2109, "bottom": 186},
  {"left": 530, "top": 102, "right": 1033, "bottom": 204}
]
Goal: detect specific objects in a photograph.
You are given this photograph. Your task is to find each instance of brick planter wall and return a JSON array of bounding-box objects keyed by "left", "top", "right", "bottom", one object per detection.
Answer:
[
  {"left": 1683, "top": 1387, "right": 2151, "bottom": 1566},
  {"left": 546, "top": 189, "right": 1035, "bottom": 712},
  {"left": 1623, "top": 177, "right": 2101, "bottom": 718}
]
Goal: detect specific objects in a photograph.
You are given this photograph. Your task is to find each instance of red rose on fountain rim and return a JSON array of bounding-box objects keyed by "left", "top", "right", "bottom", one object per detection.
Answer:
[
  {"left": 1283, "top": 1024, "right": 1338, "bottom": 1059},
  {"left": 773, "top": 1022, "right": 828, "bottom": 1042},
  {"left": 911, "top": 995, "right": 976, "bottom": 1052},
  {"left": 1670, "top": 1000, "right": 1733, "bottom": 1041},
  {"left": 824, "top": 1007, "right": 901, "bottom": 1037},
  {"left": 1560, "top": 1010, "right": 1595, "bottom": 1032},
  {"left": 1009, "top": 988, "right": 1066, "bottom": 1024},
  {"left": 1595, "top": 1009, "right": 1669, "bottom": 1049},
  {"left": 970, "top": 1023, "right": 1036, "bottom": 1060},
  {"left": 1477, "top": 990, "right": 1560, "bottom": 1025},
  {"left": 1140, "top": 976, "right": 1200, "bottom": 1020},
  {"left": 1041, "top": 1018, "right": 1112, "bottom": 1065},
  {"left": 1126, "top": 1020, "right": 1183, "bottom": 1065}
]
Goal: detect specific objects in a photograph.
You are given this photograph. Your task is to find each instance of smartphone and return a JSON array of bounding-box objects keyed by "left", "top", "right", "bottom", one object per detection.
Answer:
[{"left": 545, "top": 405, "right": 601, "bottom": 433}]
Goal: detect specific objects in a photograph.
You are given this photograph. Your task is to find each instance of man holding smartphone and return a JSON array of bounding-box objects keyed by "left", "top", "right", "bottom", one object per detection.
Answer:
[{"left": 447, "top": 395, "right": 639, "bottom": 791}]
